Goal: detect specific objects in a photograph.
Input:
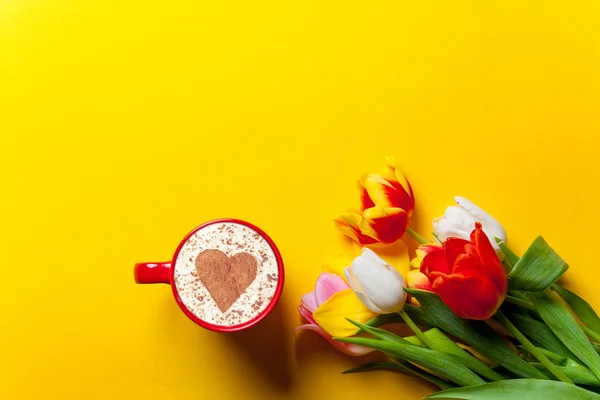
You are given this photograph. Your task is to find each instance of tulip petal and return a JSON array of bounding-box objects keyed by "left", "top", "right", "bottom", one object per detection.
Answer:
[
  {"left": 443, "top": 237, "right": 472, "bottom": 269},
  {"left": 409, "top": 297, "right": 421, "bottom": 306},
  {"left": 314, "top": 273, "right": 349, "bottom": 306},
  {"left": 322, "top": 254, "right": 355, "bottom": 282},
  {"left": 365, "top": 239, "right": 411, "bottom": 276},
  {"left": 412, "top": 244, "right": 443, "bottom": 269},
  {"left": 471, "top": 223, "right": 495, "bottom": 260},
  {"left": 301, "top": 292, "right": 318, "bottom": 313},
  {"left": 334, "top": 209, "right": 377, "bottom": 245},
  {"left": 349, "top": 248, "right": 407, "bottom": 313},
  {"left": 385, "top": 154, "right": 414, "bottom": 201},
  {"left": 432, "top": 273, "right": 504, "bottom": 320},
  {"left": 382, "top": 153, "right": 398, "bottom": 181},
  {"left": 416, "top": 244, "right": 443, "bottom": 260},
  {"left": 360, "top": 174, "right": 413, "bottom": 212},
  {"left": 360, "top": 184, "right": 376, "bottom": 210},
  {"left": 298, "top": 305, "right": 316, "bottom": 324},
  {"left": 432, "top": 206, "right": 475, "bottom": 242},
  {"left": 470, "top": 223, "right": 507, "bottom": 294},
  {"left": 428, "top": 271, "right": 449, "bottom": 283},
  {"left": 452, "top": 252, "right": 484, "bottom": 277},
  {"left": 344, "top": 265, "right": 384, "bottom": 314},
  {"left": 410, "top": 257, "right": 421, "bottom": 269},
  {"left": 456, "top": 196, "right": 507, "bottom": 243},
  {"left": 296, "top": 324, "right": 373, "bottom": 356},
  {"left": 359, "top": 206, "right": 409, "bottom": 244},
  {"left": 312, "top": 289, "right": 378, "bottom": 337},
  {"left": 407, "top": 270, "right": 433, "bottom": 291},
  {"left": 420, "top": 245, "right": 451, "bottom": 276}
]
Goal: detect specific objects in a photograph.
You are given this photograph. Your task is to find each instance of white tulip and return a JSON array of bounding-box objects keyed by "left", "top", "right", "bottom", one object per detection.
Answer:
[
  {"left": 433, "top": 196, "right": 507, "bottom": 252},
  {"left": 344, "top": 248, "right": 407, "bottom": 314}
]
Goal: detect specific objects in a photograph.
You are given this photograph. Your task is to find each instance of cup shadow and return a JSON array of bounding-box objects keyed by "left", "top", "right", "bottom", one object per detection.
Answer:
[{"left": 222, "top": 293, "right": 293, "bottom": 392}]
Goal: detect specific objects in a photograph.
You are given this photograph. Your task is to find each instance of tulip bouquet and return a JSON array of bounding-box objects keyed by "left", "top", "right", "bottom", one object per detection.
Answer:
[{"left": 297, "top": 155, "right": 600, "bottom": 399}]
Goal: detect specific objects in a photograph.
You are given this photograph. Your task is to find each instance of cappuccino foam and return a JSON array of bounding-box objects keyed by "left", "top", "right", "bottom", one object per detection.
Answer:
[{"left": 173, "top": 222, "right": 279, "bottom": 327}]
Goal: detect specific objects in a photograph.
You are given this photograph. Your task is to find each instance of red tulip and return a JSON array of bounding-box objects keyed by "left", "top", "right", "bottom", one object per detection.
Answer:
[{"left": 408, "top": 223, "right": 507, "bottom": 320}]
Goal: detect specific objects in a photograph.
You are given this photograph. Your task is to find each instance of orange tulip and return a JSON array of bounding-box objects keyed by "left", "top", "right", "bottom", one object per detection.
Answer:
[
  {"left": 334, "top": 155, "right": 414, "bottom": 244},
  {"left": 408, "top": 223, "right": 508, "bottom": 320}
]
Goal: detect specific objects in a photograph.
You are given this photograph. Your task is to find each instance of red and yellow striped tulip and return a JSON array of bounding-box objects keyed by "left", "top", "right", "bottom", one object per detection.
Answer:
[{"left": 334, "top": 155, "right": 415, "bottom": 245}]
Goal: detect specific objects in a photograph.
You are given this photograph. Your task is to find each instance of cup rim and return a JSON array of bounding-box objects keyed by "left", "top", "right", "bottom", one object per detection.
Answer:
[{"left": 170, "top": 218, "right": 285, "bottom": 332}]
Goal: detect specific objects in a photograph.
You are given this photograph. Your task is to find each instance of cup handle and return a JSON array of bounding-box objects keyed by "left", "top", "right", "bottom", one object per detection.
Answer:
[{"left": 134, "top": 262, "right": 171, "bottom": 284}]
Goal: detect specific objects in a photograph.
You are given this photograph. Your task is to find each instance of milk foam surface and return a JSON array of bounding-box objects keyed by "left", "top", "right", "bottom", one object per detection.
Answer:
[{"left": 173, "top": 222, "right": 279, "bottom": 326}]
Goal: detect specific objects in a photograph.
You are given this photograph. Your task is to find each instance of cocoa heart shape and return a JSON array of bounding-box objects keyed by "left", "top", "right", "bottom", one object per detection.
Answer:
[{"left": 194, "top": 249, "right": 258, "bottom": 313}]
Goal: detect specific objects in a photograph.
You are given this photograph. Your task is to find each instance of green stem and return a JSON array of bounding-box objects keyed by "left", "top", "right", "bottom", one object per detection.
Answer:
[
  {"left": 406, "top": 228, "right": 429, "bottom": 245},
  {"left": 495, "top": 311, "right": 573, "bottom": 384},
  {"left": 399, "top": 309, "right": 434, "bottom": 349},
  {"left": 583, "top": 325, "right": 600, "bottom": 343},
  {"left": 505, "top": 295, "right": 536, "bottom": 310}
]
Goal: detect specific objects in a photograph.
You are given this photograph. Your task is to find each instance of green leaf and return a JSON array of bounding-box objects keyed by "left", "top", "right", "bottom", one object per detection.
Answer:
[
  {"left": 504, "top": 291, "right": 535, "bottom": 317},
  {"left": 357, "top": 313, "right": 404, "bottom": 333},
  {"left": 342, "top": 361, "right": 454, "bottom": 389},
  {"left": 553, "top": 284, "right": 600, "bottom": 333},
  {"left": 403, "top": 334, "right": 426, "bottom": 347},
  {"left": 356, "top": 307, "right": 432, "bottom": 334},
  {"left": 404, "top": 304, "right": 434, "bottom": 327},
  {"left": 351, "top": 320, "right": 505, "bottom": 382},
  {"left": 335, "top": 336, "right": 486, "bottom": 387},
  {"left": 495, "top": 238, "right": 519, "bottom": 269},
  {"left": 507, "top": 313, "right": 580, "bottom": 362},
  {"left": 526, "top": 290, "right": 600, "bottom": 381},
  {"left": 348, "top": 320, "right": 410, "bottom": 344},
  {"left": 507, "top": 236, "right": 568, "bottom": 291},
  {"left": 495, "top": 311, "right": 572, "bottom": 383},
  {"left": 426, "top": 379, "right": 600, "bottom": 399},
  {"left": 584, "top": 386, "right": 600, "bottom": 394},
  {"left": 406, "top": 289, "right": 547, "bottom": 380},
  {"left": 530, "top": 362, "right": 600, "bottom": 386},
  {"left": 504, "top": 295, "right": 536, "bottom": 310},
  {"left": 518, "top": 345, "right": 571, "bottom": 365},
  {"left": 343, "top": 361, "right": 407, "bottom": 374},
  {"left": 423, "top": 327, "right": 505, "bottom": 381}
]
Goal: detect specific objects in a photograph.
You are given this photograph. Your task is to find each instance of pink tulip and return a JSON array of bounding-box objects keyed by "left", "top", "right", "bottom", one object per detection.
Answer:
[{"left": 297, "top": 273, "right": 373, "bottom": 356}]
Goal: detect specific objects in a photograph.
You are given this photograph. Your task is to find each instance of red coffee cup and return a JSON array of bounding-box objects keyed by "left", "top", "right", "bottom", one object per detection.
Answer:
[{"left": 134, "top": 219, "right": 284, "bottom": 332}]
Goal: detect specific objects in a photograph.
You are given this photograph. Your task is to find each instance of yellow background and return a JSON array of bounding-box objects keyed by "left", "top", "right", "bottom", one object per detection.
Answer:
[{"left": 2, "top": 1, "right": 600, "bottom": 399}]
